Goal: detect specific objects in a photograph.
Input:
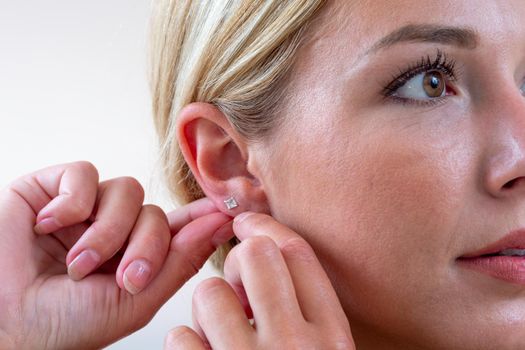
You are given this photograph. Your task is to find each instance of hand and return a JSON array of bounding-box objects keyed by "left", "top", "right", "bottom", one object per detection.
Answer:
[
  {"left": 164, "top": 212, "right": 355, "bottom": 349},
  {"left": 0, "top": 161, "right": 234, "bottom": 349}
]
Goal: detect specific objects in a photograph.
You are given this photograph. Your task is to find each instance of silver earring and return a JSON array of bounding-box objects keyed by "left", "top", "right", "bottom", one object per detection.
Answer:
[{"left": 224, "top": 196, "right": 238, "bottom": 210}]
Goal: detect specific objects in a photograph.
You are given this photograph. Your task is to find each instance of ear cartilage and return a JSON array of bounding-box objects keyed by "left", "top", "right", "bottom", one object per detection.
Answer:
[{"left": 224, "top": 196, "right": 238, "bottom": 210}]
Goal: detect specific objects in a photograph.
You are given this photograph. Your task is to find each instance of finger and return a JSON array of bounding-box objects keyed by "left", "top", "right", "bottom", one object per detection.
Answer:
[
  {"left": 115, "top": 204, "right": 171, "bottom": 295},
  {"left": 167, "top": 197, "right": 221, "bottom": 234},
  {"left": 223, "top": 235, "right": 304, "bottom": 333},
  {"left": 60, "top": 208, "right": 234, "bottom": 347},
  {"left": 164, "top": 326, "right": 207, "bottom": 350},
  {"left": 65, "top": 177, "right": 144, "bottom": 281},
  {"left": 232, "top": 212, "right": 350, "bottom": 330},
  {"left": 192, "top": 277, "right": 254, "bottom": 348},
  {"left": 51, "top": 222, "right": 91, "bottom": 251},
  {"left": 128, "top": 211, "right": 234, "bottom": 320},
  {"left": 7, "top": 161, "right": 99, "bottom": 234},
  {"left": 224, "top": 276, "right": 253, "bottom": 320}
]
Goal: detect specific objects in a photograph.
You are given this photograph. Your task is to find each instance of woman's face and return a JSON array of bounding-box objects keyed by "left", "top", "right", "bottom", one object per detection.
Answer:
[{"left": 250, "top": 0, "right": 525, "bottom": 348}]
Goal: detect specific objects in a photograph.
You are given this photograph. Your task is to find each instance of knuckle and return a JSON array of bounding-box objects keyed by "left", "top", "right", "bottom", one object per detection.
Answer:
[
  {"left": 91, "top": 219, "right": 126, "bottom": 241},
  {"left": 141, "top": 229, "right": 170, "bottom": 257},
  {"left": 0, "top": 186, "right": 9, "bottom": 200},
  {"left": 141, "top": 205, "right": 170, "bottom": 237},
  {"left": 115, "top": 176, "right": 145, "bottom": 201},
  {"left": 3, "top": 178, "right": 33, "bottom": 203},
  {"left": 263, "top": 336, "right": 306, "bottom": 350},
  {"left": 224, "top": 236, "right": 280, "bottom": 277},
  {"left": 192, "top": 278, "right": 230, "bottom": 313},
  {"left": 263, "top": 328, "right": 353, "bottom": 350},
  {"left": 279, "top": 237, "right": 316, "bottom": 262},
  {"left": 142, "top": 204, "right": 169, "bottom": 225},
  {"left": 243, "top": 212, "right": 273, "bottom": 227},
  {"left": 330, "top": 337, "right": 355, "bottom": 350},
  {"left": 3, "top": 178, "right": 22, "bottom": 194},
  {"left": 237, "top": 235, "right": 278, "bottom": 260},
  {"left": 165, "top": 326, "right": 196, "bottom": 346},
  {"left": 283, "top": 340, "right": 307, "bottom": 349},
  {"left": 193, "top": 277, "right": 227, "bottom": 303},
  {"left": 142, "top": 203, "right": 163, "bottom": 215},
  {"left": 72, "top": 160, "right": 99, "bottom": 179},
  {"left": 66, "top": 197, "right": 93, "bottom": 220},
  {"left": 131, "top": 312, "right": 154, "bottom": 332}
]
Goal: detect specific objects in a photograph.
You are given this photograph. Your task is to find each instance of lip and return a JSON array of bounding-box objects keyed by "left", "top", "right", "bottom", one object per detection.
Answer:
[
  {"left": 456, "top": 256, "right": 525, "bottom": 285},
  {"left": 457, "top": 228, "right": 525, "bottom": 285},
  {"left": 459, "top": 228, "right": 525, "bottom": 258}
]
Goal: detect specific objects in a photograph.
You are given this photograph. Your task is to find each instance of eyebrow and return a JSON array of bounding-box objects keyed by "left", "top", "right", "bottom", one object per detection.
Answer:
[{"left": 366, "top": 24, "right": 480, "bottom": 55}]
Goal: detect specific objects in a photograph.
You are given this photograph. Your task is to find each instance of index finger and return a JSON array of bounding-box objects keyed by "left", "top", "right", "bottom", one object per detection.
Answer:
[
  {"left": 8, "top": 161, "right": 99, "bottom": 234},
  {"left": 166, "top": 197, "right": 222, "bottom": 234},
  {"left": 130, "top": 211, "right": 234, "bottom": 313},
  {"left": 230, "top": 212, "right": 351, "bottom": 332}
]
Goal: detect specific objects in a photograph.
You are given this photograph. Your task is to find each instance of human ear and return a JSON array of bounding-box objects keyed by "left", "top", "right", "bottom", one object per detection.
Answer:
[{"left": 176, "top": 102, "right": 269, "bottom": 216}]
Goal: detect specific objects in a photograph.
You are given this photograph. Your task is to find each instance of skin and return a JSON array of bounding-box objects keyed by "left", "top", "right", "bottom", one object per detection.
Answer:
[
  {"left": 3, "top": 0, "right": 525, "bottom": 348},
  {"left": 172, "top": 0, "right": 525, "bottom": 349},
  {"left": 167, "top": 213, "right": 354, "bottom": 349},
  {"left": 0, "top": 161, "right": 235, "bottom": 349},
  {"left": 0, "top": 160, "right": 350, "bottom": 349},
  {"left": 260, "top": 1, "right": 525, "bottom": 348}
]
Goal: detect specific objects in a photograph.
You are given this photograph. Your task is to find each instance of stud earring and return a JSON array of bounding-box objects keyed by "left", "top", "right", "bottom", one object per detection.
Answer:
[{"left": 224, "top": 196, "right": 238, "bottom": 210}]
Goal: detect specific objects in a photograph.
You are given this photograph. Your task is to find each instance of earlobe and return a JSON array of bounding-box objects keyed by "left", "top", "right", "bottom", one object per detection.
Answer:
[{"left": 176, "top": 102, "right": 269, "bottom": 216}]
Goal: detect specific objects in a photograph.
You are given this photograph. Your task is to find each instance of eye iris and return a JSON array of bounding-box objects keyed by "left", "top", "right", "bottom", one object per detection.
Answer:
[{"left": 423, "top": 71, "right": 445, "bottom": 97}]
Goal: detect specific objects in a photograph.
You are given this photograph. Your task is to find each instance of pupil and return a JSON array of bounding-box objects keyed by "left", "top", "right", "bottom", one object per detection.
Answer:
[
  {"left": 430, "top": 76, "right": 439, "bottom": 89},
  {"left": 423, "top": 71, "right": 444, "bottom": 97}
]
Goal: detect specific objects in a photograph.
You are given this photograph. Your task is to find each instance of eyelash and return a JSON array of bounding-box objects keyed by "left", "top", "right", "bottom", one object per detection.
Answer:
[{"left": 381, "top": 48, "right": 459, "bottom": 107}]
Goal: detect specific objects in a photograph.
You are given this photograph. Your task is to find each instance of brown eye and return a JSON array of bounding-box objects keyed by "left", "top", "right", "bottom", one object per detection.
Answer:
[
  {"left": 390, "top": 67, "right": 453, "bottom": 104},
  {"left": 423, "top": 71, "right": 445, "bottom": 97}
]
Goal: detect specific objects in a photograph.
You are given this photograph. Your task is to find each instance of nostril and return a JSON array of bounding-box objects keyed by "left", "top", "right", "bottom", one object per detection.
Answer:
[{"left": 503, "top": 177, "right": 525, "bottom": 189}]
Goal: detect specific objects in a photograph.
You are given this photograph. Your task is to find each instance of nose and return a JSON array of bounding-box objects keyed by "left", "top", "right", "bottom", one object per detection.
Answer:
[{"left": 483, "top": 81, "right": 525, "bottom": 198}]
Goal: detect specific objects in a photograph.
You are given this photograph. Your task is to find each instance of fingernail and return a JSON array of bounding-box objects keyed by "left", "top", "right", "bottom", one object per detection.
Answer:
[
  {"left": 123, "top": 259, "right": 152, "bottom": 295},
  {"left": 211, "top": 221, "right": 234, "bottom": 247},
  {"left": 33, "top": 217, "right": 62, "bottom": 234},
  {"left": 234, "top": 211, "right": 254, "bottom": 224},
  {"left": 67, "top": 249, "right": 100, "bottom": 281}
]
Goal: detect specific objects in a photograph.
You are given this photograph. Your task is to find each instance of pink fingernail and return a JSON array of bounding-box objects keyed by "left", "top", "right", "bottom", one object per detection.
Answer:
[
  {"left": 33, "top": 217, "right": 62, "bottom": 234},
  {"left": 123, "top": 259, "right": 152, "bottom": 295},
  {"left": 67, "top": 250, "right": 100, "bottom": 281},
  {"left": 211, "top": 221, "right": 234, "bottom": 248}
]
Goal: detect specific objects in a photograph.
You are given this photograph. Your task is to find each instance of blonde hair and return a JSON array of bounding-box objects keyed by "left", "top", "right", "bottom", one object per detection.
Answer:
[{"left": 150, "top": 0, "right": 325, "bottom": 270}]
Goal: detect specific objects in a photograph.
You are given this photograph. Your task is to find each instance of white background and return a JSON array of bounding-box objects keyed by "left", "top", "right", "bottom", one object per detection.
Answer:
[{"left": 0, "top": 1, "right": 217, "bottom": 348}]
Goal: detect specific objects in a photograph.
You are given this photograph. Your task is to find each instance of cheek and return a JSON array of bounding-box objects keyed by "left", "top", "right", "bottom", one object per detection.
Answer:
[
  {"left": 277, "top": 127, "right": 471, "bottom": 272},
  {"left": 266, "top": 124, "right": 477, "bottom": 338},
  {"left": 311, "top": 139, "right": 461, "bottom": 282}
]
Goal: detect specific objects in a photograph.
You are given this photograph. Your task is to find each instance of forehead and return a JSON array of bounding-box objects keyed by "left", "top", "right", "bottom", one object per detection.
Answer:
[
  {"left": 306, "top": 0, "right": 523, "bottom": 64},
  {"left": 283, "top": 0, "right": 524, "bottom": 108},
  {"left": 274, "top": 0, "right": 525, "bottom": 142}
]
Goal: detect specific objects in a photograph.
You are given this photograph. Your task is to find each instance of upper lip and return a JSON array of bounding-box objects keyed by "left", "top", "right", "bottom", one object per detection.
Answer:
[{"left": 459, "top": 228, "right": 525, "bottom": 258}]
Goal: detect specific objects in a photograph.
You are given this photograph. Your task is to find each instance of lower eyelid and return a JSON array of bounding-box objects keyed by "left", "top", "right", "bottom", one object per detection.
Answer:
[{"left": 389, "top": 94, "right": 448, "bottom": 108}]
